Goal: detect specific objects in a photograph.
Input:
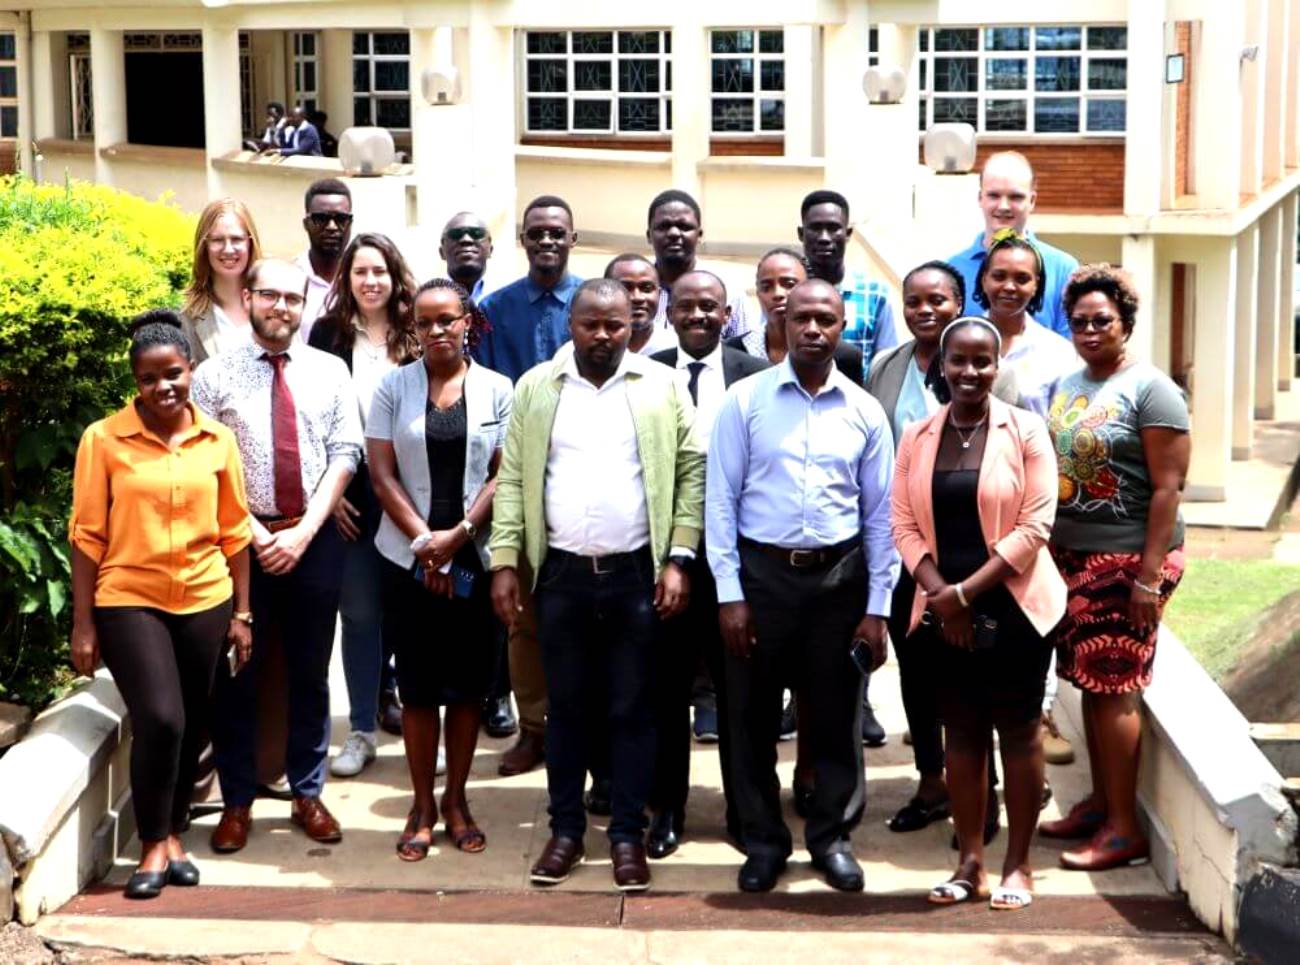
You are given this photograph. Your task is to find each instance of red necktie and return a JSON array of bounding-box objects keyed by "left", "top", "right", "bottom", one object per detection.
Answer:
[{"left": 264, "top": 353, "right": 305, "bottom": 517}]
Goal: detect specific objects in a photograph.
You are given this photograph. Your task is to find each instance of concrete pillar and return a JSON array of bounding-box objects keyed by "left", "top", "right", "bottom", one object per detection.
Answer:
[
  {"left": 1278, "top": 190, "right": 1297, "bottom": 391},
  {"left": 14, "top": 13, "right": 33, "bottom": 175},
  {"left": 320, "top": 29, "right": 354, "bottom": 142},
  {"left": 1288, "top": 0, "right": 1300, "bottom": 167},
  {"left": 88, "top": 27, "right": 125, "bottom": 184},
  {"left": 30, "top": 31, "right": 70, "bottom": 141},
  {"left": 1186, "top": 237, "right": 1237, "bottom": 502},
  {"left": 1193, "top": 5, "right": 1245, "bottom": 209},
  {"left": 1233, "top": 225, "right": 1259, "bottom": 458},
  {"left": 409, "top": 26, "right": 474, "bottom": 235},
  {"left": 1122, "top": 234, "right": 1158, "bottom": 364},
  {"left": 1152, "top": 256, "right": 1174, "bottom": 373},
  {"left": 1255, "top": 204, "right": 1281, "bottom": 419},
  {"left": 1263, "top": 0, "right": 1290, "bottom": 183},
  {"left": 1124, "top": 0, "right": 1166, "bottom": 216},
  {"left": 669, "top": 21, "right": 708, "bottom": 199},
  {"left": 465, "top": 9, "right": 516, "bottom": 265},
  {"left": 783, "top": 24, "right": 815, "bottom": 157},
  {"left": 1239, "top": 0, "right": 1265, "bottom": 198},
  {"left": 201, "top": 22, "right": 243, "bottom": 198}
]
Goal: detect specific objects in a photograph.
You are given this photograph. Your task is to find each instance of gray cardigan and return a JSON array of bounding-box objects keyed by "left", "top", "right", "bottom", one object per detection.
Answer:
[{"left": 366, "top": 359, "right": 513, "bottom": 569}]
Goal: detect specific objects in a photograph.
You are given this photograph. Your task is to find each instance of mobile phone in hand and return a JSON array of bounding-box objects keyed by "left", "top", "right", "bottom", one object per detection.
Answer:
[
  {"left": 228, "top": 646, "right": 241, "bottom": 677},
  {"left": 849, "top": 638, "right": 874, "bottom": 675}
]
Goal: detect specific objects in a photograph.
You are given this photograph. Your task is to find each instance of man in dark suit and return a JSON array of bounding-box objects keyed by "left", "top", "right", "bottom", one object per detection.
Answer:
[{"left": 648, "top": 270, "right": 768, "bottom": 857}]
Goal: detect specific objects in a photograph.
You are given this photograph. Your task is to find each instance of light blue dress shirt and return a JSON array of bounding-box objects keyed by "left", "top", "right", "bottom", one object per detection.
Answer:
[
  {"left": 948, "top": 230, "right": 1080, "bottom": 338},
  {"left": 706, "top": 358, "right": 899, "bottom": 616}
]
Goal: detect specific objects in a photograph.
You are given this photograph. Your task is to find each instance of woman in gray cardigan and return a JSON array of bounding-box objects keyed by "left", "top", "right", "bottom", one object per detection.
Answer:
[{"left": 366, "top": 279, "right": 512, "bottom": 861}]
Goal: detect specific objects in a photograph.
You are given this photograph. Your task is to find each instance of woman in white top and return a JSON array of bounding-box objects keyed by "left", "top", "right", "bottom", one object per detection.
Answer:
[
  {"left": 179, "top": 199, "right": 263, "bottom": 366},
  {"left": 308, "top": 232, "right": 420, "bottom": 778}
]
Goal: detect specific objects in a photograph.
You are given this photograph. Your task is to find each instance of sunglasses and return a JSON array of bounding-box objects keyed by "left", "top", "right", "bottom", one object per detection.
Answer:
[
  {"left": 306, "top": 212, "right": 353, "bottom": 228},
  {"left": 444, "top": 226, "right": 488, "bottom": 243},
  {"left": 524, "top": 226, "right": 569, "bottom": 243},
  {"left": 1068, "top": 315, "right": 1118, "bottom": 334}
]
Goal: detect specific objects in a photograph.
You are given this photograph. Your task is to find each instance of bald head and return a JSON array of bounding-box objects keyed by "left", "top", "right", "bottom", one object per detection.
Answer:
[
  {"left": 978, "top": 151, "right": 1037, "bottom": 242},
  {"left": 786, "top": 278, "right": 843, "bottom": 315},
  {"left": 784, "top": 277, "right": 846, "bottom": 369},
  {"left": 440, "top": 211, "right": 493, "bottom": 288}
]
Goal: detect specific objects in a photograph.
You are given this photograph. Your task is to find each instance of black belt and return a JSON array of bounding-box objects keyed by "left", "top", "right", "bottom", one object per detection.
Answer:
[
  {"left": 740, "top": 536, "right": 859, "bottom": 569},
  {"left": 547, "top": 546, "right": 650, "bottom": 575}
]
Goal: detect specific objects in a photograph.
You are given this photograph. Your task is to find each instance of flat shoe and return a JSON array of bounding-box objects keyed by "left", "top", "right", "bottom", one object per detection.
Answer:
[
  {"left": 990, "top": 886, "right": 1033, "bottom": 910},
  {"left": 124, "top": 870, "right": 167, "bottom": 900},
  {"left": 889, "top": 797, "right": 951, "bottom": 833},
  {"left": 1039, "top": 799, "right": 1106, "bottom": 839},
  {"left": 927, "top": 878, "right": 981, "bottom": 905},
  {"left": 1060, "top": 832, "right": 1149, "bottom": 871},
  {"left": 167, "top": 858, "right": 200, "bottom": 887}
]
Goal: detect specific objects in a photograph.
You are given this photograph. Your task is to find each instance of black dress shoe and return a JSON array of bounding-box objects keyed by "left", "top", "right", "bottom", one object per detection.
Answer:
[
  {"left": 861, "top": 703, "right": 887, "bottom": 747},
  {"left": 811, "top": 851, "right": 865, "bottom": 892},
  {"left": 646, "top": 810, "right": 681, "bottom": 859},
  {"left": 482, "top": 695, "right": 519, "bottom": 739},
  {"left": 738, "top": 852, "right": 786, "bottom": 892},
  {"left": 378, "top": 690, "right": 403, "bottom": 737},
  {"left": 584, "top": 777, "right": 612, "bottom": 816},
  {"left": 124, "top": 869, "right": 168, "bottom": 900},
  {"left": 167, "top": 858, "right": 200, "bottom": 886}
]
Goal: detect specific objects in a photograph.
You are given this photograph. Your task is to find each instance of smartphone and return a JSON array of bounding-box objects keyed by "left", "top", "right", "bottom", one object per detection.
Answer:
[
  {"left": 849, "top": 638, "right": 875, "bottom": 675},
  {"left": 227, "top": 646, "right": 241, "bottom": 677}
]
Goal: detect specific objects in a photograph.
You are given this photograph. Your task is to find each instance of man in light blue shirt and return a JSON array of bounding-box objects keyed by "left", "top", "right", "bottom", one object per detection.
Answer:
[
  {"left": 707, "top": 278, "right": 897, "bottom": 895},
  {"left": 948, "top": 151, "right": 1079, "bottom": 338}
]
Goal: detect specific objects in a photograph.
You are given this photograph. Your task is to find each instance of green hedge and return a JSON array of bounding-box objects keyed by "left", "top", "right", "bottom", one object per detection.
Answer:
[{"left": 0, "top": 176, "right": 194, "bottom": 709}]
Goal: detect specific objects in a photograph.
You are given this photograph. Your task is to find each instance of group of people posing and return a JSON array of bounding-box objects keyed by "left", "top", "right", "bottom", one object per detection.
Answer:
[{"left": 70, "top": 150, "right": 1189, "bottom": 913}]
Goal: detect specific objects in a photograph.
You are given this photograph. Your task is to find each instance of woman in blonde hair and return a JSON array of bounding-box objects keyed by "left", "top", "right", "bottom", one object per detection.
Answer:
[{"left": 180, "top": 199, "right": 263, "bottom": 365}]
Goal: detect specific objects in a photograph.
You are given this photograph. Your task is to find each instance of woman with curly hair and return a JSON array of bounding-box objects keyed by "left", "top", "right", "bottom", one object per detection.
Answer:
[
  {"left": 180, "top": 199, "right": 264, "bottom": 364},
  {"left": 1040, "top": 265, "right": 1189, "bottom": 871},
  {"left": 308, "top": 233, "right": 420, "bottom": 777},
  {"left": 367, "top": 279, "right": 511, "bottom": 858}
]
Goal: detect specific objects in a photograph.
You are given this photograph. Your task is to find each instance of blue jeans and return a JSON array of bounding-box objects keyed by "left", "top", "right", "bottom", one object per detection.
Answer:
[
  {"left": 534, "top": 547, "right": 657, "bottom": 844},
  {"left": 339, "top": 533, "right": 389, "bottom": 732}
]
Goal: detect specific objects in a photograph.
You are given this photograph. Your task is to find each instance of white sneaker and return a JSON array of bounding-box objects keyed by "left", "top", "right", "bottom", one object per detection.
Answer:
[
  {"left": 330, "top": 730, "right": 377, "bottom": 777},
  {"left": 436, "top": 744, "right": 447, "bottom": 777}
]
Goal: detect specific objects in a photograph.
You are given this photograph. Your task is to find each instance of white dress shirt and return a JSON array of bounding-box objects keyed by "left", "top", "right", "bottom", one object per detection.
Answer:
[
  {"left": 544, "top": 352, "right": 651, "bottom": 556},
  {"left": 294, "top": 250, "right": 336, "bottom": 346},
  {"left": 212, "top": 303, "right": 253, "bottom": 350},
  {"left": 675, "top": 343, "right": 726, "bottom": 449}
]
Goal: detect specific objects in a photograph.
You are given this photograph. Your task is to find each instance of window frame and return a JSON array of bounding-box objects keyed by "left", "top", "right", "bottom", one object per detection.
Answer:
[
  {"left": 352, "top": 30, "right": 412, "bottom": 134},
  {"left": 291, "top": 32, "right": 319, "bottom": 116},
  {"left": 0, "top": 32, "right": 17, "bottom": 141},
  {"left": 708, "top": 27, "right": 785, "bottom": 138}
]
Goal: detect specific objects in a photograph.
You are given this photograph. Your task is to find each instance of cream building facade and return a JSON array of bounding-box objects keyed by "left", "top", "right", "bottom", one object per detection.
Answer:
[{"left": 4, "top": 0, "right": 1299, "bottom": 506}]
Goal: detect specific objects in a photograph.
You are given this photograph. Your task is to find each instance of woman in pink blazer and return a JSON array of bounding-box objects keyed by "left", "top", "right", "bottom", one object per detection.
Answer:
[{"left": 892, "top": 317, "right": 1066, "bottom": 912}]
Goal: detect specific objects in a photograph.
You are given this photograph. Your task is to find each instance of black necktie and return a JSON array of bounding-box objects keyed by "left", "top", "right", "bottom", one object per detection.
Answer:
[{"left": 686, "top": 361, "right": 705, "bottom": 407}]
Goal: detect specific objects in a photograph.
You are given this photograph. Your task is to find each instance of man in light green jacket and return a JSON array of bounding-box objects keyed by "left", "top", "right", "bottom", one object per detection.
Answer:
[{"left": 490, "top": 279, "right": 703, "bottom": 893}]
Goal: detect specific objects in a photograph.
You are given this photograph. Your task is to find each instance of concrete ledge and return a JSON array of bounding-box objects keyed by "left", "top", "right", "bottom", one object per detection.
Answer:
[
  {"left": 1250, "top": 723, "right": 1300, "bottom": 777},
  {"left": 515, "top": 143, "right": 670, "bottom": 168}
]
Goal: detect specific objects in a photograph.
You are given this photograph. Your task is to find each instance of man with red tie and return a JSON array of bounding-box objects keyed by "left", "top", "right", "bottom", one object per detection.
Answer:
[{"left": 191, "top": 258, "right": 364, "bottom": 853}]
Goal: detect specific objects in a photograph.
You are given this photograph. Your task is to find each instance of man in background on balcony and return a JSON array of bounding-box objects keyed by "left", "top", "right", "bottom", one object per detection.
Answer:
[
  {"left": 440, "top": 212, "right": 495, "bottom": 303},
  {"left": 947, "top": 150, "right": 1078, "bottom": 338},
  {"left": 473, "top": 195, "right": 584, "bottom": 777},
  {"left": 271, "top": 105, "right": 323, "bottom": 158},
  {"left": 295, "top": 179, "right": 353, "bottom": 346}
]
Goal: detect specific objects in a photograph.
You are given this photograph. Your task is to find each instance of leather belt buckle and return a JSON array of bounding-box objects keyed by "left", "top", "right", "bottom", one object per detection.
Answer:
[
  {"left": 590, "top": 555, "right": 609, "bottom": 575},
  {"left": 788, "top": 548, "right": 818, "bottom": 568}
]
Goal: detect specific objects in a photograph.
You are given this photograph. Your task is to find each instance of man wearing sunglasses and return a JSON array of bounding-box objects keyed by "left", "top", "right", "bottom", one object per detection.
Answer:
[
  {"left": 295, "top": 178, "right": 354, "bottom": 344},
  {"left": 191, "top": 258, "right": 364, "bottom": 854},
  {"left": 439, "top": 213, "right": 495, "bottom": 303}
]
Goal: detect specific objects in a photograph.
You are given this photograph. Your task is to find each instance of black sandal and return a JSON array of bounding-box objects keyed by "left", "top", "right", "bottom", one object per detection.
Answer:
[{"left": 888, "top": 796, "right": 951, "bottom": 832}]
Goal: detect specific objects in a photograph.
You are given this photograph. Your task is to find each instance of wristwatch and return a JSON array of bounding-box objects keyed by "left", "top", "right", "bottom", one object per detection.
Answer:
[
  {"left": 410, "top": 532, "right": 434, "bottom": 554},
  {"left": 232, "top": 611, "right": 254, "bottom": 626},
  {"left": 667, "top": 553, "right": 693, "bottom": 570},
  {"left": 460, "top": 519, "right": 478, "bottom": 540}
]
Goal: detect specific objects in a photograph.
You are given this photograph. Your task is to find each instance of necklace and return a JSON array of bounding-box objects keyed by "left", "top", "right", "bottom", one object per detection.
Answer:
[{"left": 947, "top": 412, "right": 987, "bottom": 450}]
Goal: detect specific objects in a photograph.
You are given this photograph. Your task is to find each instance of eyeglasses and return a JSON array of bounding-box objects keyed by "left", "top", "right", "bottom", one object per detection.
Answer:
[
  {"left": 444, "top": 226, "right": 488, "bottom": 243},
  {"left": 415, "top": 312, "right": 468, "bottom": 331},
  {"left": 306, "top": 212, "right": 354, "bottom": 228},
  {"left": 251, "top": 288, "right": 306, "bottom": 309},
  {"left": 1068, "top": 314, "right": 1118, "bottom": 334},
  {"left": 524, "top": 226, "right": 569, "bottom": 243}
]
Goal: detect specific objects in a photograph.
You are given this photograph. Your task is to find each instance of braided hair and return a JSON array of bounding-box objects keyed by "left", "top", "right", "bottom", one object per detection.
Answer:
[
  {"left": 128, "top": 309, "right": 193, "bottom": 365},
  {"left": 414, "top": 277, "right": 491, "bottom": 353}
]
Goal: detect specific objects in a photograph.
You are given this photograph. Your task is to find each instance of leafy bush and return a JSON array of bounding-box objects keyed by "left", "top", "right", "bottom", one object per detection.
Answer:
[{"left": 0, "top": 176, "right": 193, "bottom": 708}]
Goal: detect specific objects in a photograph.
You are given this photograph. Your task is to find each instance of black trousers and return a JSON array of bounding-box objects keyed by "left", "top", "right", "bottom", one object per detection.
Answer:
[
  {"left": 649, "top": 551, "right": 736, "bottom": 836},
  {"left": 725, "top": 543, "right": 867, "bottom": 859},
  {"left": 96, "top": 600, "right": 233, "bottom": 841}
]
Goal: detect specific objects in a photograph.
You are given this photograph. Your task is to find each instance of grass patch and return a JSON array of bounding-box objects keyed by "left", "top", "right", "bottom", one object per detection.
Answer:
[{"left": 1163, "top": 558, "right": 1300, "bottom": 681}]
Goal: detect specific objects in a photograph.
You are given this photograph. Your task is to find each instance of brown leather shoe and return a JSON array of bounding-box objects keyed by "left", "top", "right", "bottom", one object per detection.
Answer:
[
  {"left": 290, "top": 796, "right": 343, "bottom": 843},
  {"left": 611, "top": 841, "right": 650, "bottom": 892},
  {"left": 210, "top": 805, "right": 252, "bottom": 853},
  {"left": 498, "top": 729, "right": 545, "bottom": 776},
  {"left": 529, "top": 836, "right": 584, "bottom": 885}
]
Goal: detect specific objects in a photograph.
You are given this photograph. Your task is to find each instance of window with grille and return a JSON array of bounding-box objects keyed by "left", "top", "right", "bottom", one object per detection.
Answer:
[
  {"left": 911, "top": 25, "right": 1127, "bottom": 135},
  {"left": 353, "top": 31, "right": 412, "bottom": 132},
  {"left": 292, "top": 32, "right": 319, "bottom": 115},
  {"left": 522, "top": 30, "right": 673, "bottom": 137},
  {"left": 0, "top": 33, "right": 17, "bottom": 139},
  {"left": 67, "top": 33, "right": 92, "bottom": 140},
  {"left": 709, "top": 28, "right": 784, "bottom": 136}
]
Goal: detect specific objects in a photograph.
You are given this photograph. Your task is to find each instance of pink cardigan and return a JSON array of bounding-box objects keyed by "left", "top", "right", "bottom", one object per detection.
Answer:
[{"left": 891, "top": 397, "right": 1066, "bottom": 638}]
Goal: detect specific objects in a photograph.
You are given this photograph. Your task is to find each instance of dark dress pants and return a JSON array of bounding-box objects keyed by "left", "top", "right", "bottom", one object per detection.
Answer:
[
  {"left": 214, "top": 524, "right": 344, "bottom": 806},
  {"left": 725, "top": 543, "right": 868, "bottom": 860},
  {"left": 534, "top": 548, "right": 657, "bottom": 845}
]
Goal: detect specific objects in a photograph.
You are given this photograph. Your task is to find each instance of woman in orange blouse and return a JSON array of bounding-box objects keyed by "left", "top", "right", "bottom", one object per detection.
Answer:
[{"left": 69, "top": 310, "right": 252, "bottom": 901}]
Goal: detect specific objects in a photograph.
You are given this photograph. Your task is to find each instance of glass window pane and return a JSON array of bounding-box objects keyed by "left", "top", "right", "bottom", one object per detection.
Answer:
[
  {"left": 526, "top": 32, "right": 566, "bottom": 55},
  {"left": 1088, "top": 27, "right": 1128, "bottom": 50},
  {"left": 933, "top": 28, "right": 978, "bottom": 52},
  {"left": 353, "top": 61, "right": 370, "bottom": 93},
  {"left": 304, "top": 98, "right": 317, "bottom": 114},
  {"left": 919, "top": 60, "right": 928, "bottom": 90},
  {"left": 869, "top": 27, "right": 879, "bottom": 53},
  {"left": 918, "top": 97, "right": 928, "bottom": 129},
  {"left": 666, "top": 98, "right": 672, "bottom": 129},
  {"left": 712, "top": 58, "right": 754, "bottom": 94},
  {"left": 760, "top": 60, "right": 784, "bottom": 91},
  {"left": 1036, "top": 27, "right": 1081, "bottom": 50},
  {"left": 301, "top": 33, "right": 315, "bottom": 56},
  {"left": 352, "top": 32, "right": 368, "bottom": 55},
  {"left": 372, "top": 33, "right": 410, "bottom": 56},
  {"left": 294, "top": 63, "right": 302, "bottom": 89},
  {"left": 618, "top": 31, "right": 660, "bottom": 54},
  {"left": 3, "top": 104, "right": 18, "bottom": 136},
  {"left": 1086, "top": 99, "right": 1127, "bottom": 131},
  {"left": 985, "top": 98, "right": 1027, "bottom": 131},
  {"left": 526, "top": 97, "right": 567, "bottom": 131},
  {"left": 932, "top": 97, "right": 976, "bottom": 125},
  {"left": 619, "top": 59, "right": 660, "bottom": 94},
  {"left": 760, "top": 98, "right": 784, "bottom": 131},
  {"left": 573, "top": 32, "right": 613, "bottom": 55},
  {"left": 574, "top": 61, "right": 611, "bottom": 91},
  {"left": 919, "top": 29, "right": 929, "bottom": 53},
  {"left": 573, "top": 99, "right": 611, "bottom": 131},
  {"left": 759, "top": 30, "right": 784, "bottom": 54},
  {"left": 302, "top": 62, "right": 316, "bottom": 92},
  {"left": 1088, "top": 58, "right": 1127, "bottom": 90},
  {"left": 711, "top": 30, "right": 754, "bottom": 54},
  {"left": 667, "top": 60, "right": 672, "bottom": 91},
  {"left": 353, "top": 96, "right": 371, "bottom": 125},
  {"left": 1034, "top": 96, "right": 1080, "bottom": 132},
  {"left": 619, "top": 97, "right": 661, "bottom": 132},
  {"left": 984, "top": 27, "right": 1029, "bottom": 51},
  {"left": 526, "top": 60, "right": 567, "bottom": 93},
  {"left": 985, "top": 58, "right": 1027, "bottom": 90},
  {"left": 1036, "top": 56, "right": 1080, "bottom": 92},
  {"left": 712, "top": 97, "right": 754, "bottom": 132},
  {"left": 933, "top": 57, "right": 977, "bottom": 93},
  {"left": 665, "top": 32, "right": 672, "bottom": 54},
  {"left": 0, "top": 65, "right": 18, "bottom": 98},
  {"left": 376, "top": 98, "right": 411, "bottom": 129},
  {"left": 373, "top": 61, "right": 409, "bottom": 92}
]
